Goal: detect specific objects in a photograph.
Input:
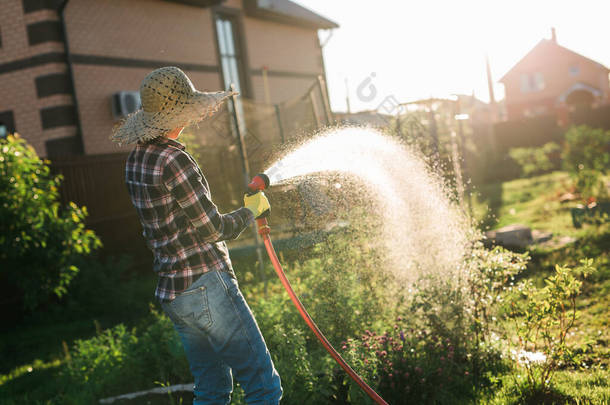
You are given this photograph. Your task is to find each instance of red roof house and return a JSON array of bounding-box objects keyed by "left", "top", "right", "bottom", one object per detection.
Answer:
[{"left": 499, "top": 29, "right": 610, "bottom": 124}]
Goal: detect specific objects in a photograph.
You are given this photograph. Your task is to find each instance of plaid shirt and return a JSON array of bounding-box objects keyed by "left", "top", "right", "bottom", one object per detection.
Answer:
[{"left": 125, "top": 137, "right": 253, "bottom": 301}]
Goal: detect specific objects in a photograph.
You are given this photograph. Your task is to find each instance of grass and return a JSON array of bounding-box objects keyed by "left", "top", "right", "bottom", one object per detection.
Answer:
[
  {"left": 473, "top": 171, "right": 589, "bottom": 237},
  {"left": 474, "top": 171, "right": 610, "bottom": 404}
]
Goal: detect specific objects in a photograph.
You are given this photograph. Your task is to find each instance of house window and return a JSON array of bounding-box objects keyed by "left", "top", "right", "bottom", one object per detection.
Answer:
[
  {"left": 0, "top": 110, "right": 15, "bottom": 138},
  {"left": 520, "top": 73, "right": 545, "bottom": 93},
  {"left": 215, "top": 14, "right": 246, "bottom": 94},
  {"left": 520, "top": 74, "right": 530, "bottom": 93},
  {"left": 569, "top": 65, "right": 579, "bottom": 76},
  {"left": 533, "top": 72, "right": 545, "bottom": 91}
]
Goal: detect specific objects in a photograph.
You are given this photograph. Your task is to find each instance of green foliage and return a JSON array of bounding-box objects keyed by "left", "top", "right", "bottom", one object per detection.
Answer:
[
  {"left": 61, "top": 307, "right": 190, "bottom": 402},
  {"left": 505, "top": 259, "right": 596, "bottom": 393},
  {"left": 63, "top": 255, "right": 153, "bottom": 320},
  {"left": 509, "top": 142, "right": 561, "bottom": 178},
  {"left": 0, "top": 134, "right": 101, "bottom": 312},
  {"left": 336, "top": 243, "right": 526, "bottom": 404},
  {"left": 562, "top": 125, "right": 610, "bottom": 201},
  {"left": 563, "top": 126, "right": 610, "bottom": 174}
]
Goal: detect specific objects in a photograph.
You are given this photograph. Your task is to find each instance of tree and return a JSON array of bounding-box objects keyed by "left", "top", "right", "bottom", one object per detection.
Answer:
[{"left": 0, "top": 134, "right": 101, "bottom": 313}]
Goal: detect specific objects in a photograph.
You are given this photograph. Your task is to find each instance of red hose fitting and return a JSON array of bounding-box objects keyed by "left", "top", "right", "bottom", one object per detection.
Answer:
[{"left": 256, "top": 218, "right": 270, "bottom": 236}]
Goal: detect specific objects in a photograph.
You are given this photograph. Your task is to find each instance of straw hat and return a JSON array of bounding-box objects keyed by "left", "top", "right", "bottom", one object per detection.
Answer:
[{"left": 111, "top": 66, "right": 236, "bottom": 145}]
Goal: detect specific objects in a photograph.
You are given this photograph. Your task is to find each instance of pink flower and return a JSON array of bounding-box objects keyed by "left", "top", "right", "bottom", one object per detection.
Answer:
[
  {"left": 415, "top": 367, "right": 422, "bottom": 374},
  {"left": 440, "top": 356, "right": 445, "bottom": 362},
  {"left": 404, "top": 372, "right": 410, "bottom": 378},
  {"left": 420, "top": 378, "right": 426, "bottom": 383},
  {"left": 465, "top": 371, "right": 469, "bottom": 376}
]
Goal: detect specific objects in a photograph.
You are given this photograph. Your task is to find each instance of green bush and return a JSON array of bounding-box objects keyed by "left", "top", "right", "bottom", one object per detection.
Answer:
[
  {"left": 0, "top": 134, "right": 101, "bottom": 313},
  {"left": 504, "top": 259, "right": 596, "bottom": 393},
  {"left": 509, "top": 142, "right": 560, "bottom": 178},
  {"left": 62, "top": 307, "right": 189, "bottom": 403},
  {"left": 563, "top": 125, "right": 610, "bottom": 174},
  {"left": 338, "top": 244, "right": 526, "bottom": 404},
  {"left": 562, "top": 125, "right": 610, "bottom": 201},
  {"left": 62, "top": 255, "right": 153, "bottom": 321}
]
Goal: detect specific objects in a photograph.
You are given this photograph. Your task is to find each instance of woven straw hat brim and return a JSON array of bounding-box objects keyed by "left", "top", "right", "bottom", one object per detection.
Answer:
[{"left": 111, "top": 89, "right": 236, "bottom": 146}]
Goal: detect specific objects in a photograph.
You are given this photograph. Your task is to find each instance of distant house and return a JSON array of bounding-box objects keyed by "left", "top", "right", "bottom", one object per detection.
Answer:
[
  {"left": 499, "top": 29, "right": 610, "bottom": 123},
  {"left": 0, "top": 0, "right": 337, "bottom": 157}
]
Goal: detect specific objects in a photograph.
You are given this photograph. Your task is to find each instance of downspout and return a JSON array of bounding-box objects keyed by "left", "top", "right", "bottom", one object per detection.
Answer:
[{"left": 59, "top": 0, "right": 85, "bottom": 155}]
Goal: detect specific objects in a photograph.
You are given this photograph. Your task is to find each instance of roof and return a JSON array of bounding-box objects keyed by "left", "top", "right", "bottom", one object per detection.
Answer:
[
  {"left": 499, "top": 39, "right": 609, "bottom": 82},
  {"left": 243, "top": 0, "right": 339, "bottom": 29}
]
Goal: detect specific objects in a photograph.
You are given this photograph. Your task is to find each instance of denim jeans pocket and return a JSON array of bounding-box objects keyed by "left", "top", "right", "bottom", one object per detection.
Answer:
[{"left": 169, "top": 286, "right": 213, "bottom": 331}]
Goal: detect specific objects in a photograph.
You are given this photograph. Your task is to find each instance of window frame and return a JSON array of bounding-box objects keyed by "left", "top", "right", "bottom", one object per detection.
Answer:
[{"left": 211, "top": 7, "right": 252, "bottom": 98}]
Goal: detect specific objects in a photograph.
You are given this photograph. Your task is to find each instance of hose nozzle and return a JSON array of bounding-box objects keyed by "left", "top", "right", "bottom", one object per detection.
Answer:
[{"left": 247, "top": 173, "right": 270, "bottom": 195}]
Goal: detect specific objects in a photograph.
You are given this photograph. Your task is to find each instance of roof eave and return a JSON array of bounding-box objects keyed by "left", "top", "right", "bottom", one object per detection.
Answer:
[{"left": 243, "top": 0, "right": 339, "bottom": 30}]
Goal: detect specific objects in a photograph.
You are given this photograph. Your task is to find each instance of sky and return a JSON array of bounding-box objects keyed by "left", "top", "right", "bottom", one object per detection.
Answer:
[{"left": 292, "top": 0, "right": 610, "bottom": 113}]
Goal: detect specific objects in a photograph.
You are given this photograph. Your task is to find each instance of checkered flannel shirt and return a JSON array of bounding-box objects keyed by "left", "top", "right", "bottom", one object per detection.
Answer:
[{"left": 125, "top": 137, "right": 254, "bottom": 301}]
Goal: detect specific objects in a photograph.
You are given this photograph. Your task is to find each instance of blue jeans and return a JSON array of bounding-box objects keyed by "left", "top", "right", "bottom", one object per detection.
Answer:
[{"left": 161, "top": 270, "right": 282, "bottom": 405}]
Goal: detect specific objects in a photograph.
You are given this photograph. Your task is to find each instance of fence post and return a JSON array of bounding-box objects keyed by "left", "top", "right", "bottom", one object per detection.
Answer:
[
  {"left": 309, "top": 91, "right": 322, "bottom": 129},
  {"left": 274, "top": 104, "right": 285, "bottom": 143},
  {"left": 229, "top": 84, "right": 267, "bottom": 293},
  {"left": 317, "top": 75, "right": 333, "bottom": 125}
]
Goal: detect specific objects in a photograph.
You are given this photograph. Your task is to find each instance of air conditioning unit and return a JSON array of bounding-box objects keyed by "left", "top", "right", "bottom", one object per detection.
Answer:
[{"left": 111, "top": 91, "right": 141, "bottom": 119}]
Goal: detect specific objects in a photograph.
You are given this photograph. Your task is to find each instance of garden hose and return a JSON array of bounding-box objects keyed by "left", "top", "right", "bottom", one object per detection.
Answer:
[{"left": 247, "top": 174, "right": 388, "bottom": 405}]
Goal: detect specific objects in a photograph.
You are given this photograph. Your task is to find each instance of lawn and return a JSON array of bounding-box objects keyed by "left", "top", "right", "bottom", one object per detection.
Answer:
[
  {"left": 474, "top": 171, "right": 584, "bottom": 236},
  {"left": 475, "top": 171, "right": 609, "bottom": 404}
]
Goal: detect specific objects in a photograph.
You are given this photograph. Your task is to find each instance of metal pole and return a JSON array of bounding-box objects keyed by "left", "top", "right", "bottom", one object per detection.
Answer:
[
  {"left": 309, "top": 91, "right": 322, "bottom": 129},
  {"left": 274, "top": 104, "right": 285, "bottom": 144},
  {"left": 262, "top": 66, "right": 271, "bottom": 105},
  {"left": 317, "top": 75, "right": 333, "bottom": 124},
  {"left": 229, "top": 84, "right": 267, "bottom": 293}
]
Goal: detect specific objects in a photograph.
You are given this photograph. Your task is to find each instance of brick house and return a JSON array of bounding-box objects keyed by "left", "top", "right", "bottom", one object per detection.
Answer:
[
  {"left": 0, "top": 0, "right": 337, "bottom": 157},
  {"left": 499, "top": 29, "right": 610, "bottom": 123}
]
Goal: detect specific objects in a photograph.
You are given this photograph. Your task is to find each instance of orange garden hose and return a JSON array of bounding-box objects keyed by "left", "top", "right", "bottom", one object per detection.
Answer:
[{"left": 256, "top": 217, "right": 388, "bottom": 405}]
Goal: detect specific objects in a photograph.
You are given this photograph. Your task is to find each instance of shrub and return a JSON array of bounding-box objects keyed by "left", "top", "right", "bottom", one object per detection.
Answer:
[
  {"left": 504, "top": 259, "right": 596, "bottom": 393},
  {"left": 562, "top": 125, "right": 610, "bottom": 201},
  {"left": 62, "top": 308, "right": 190, "bottom": 402},
  {"left": 563, "top": 125, "right": 610, "bottom": 174},
  {"left": 509, "top": 142, "right": 560, "bottom": 178},
  {"left": 337, "top": 243, "right": 527, "bottom": 404},
  {"left": 63, "top": 255, "right": 153, "bottom": 321},
  {"left": 0, "top": 134, "right": 101, "bottom": 313}
]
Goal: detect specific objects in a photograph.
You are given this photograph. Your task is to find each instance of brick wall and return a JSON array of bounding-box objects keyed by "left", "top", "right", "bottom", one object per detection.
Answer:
[
  {"left": 64, "top": 0, "right": 223, "bottom": 155},
  {"left": 0, "top": 0, "right": 76, "bottom": 157},
  {"left": 1, "top": 0, "right": 330, "bottom": 156}
]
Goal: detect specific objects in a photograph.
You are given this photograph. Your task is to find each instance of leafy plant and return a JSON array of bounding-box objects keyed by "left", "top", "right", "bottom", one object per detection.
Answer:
[
  {"left": 0, "top": 134, "right": 101, "bottom": 313},
  {"left": 509, "top": 142, "right": 560, "bottom": 178},
  {"left": 62, "top": 307, "right": 190, "bottom": 402},
  {"left": 563, "top": 126, "right": 610, "bottom": 174},
  {"left": 562, "top": 125, "right": 610, "bottom": 201},
  {"left": 505, "top": 259, "right": 596, "bottom": 392}
]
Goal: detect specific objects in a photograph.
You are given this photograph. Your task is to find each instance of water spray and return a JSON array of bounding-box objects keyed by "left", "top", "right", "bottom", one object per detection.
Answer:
[{"left": 246, "top": 173, "right": 388, "bottom": 405}]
